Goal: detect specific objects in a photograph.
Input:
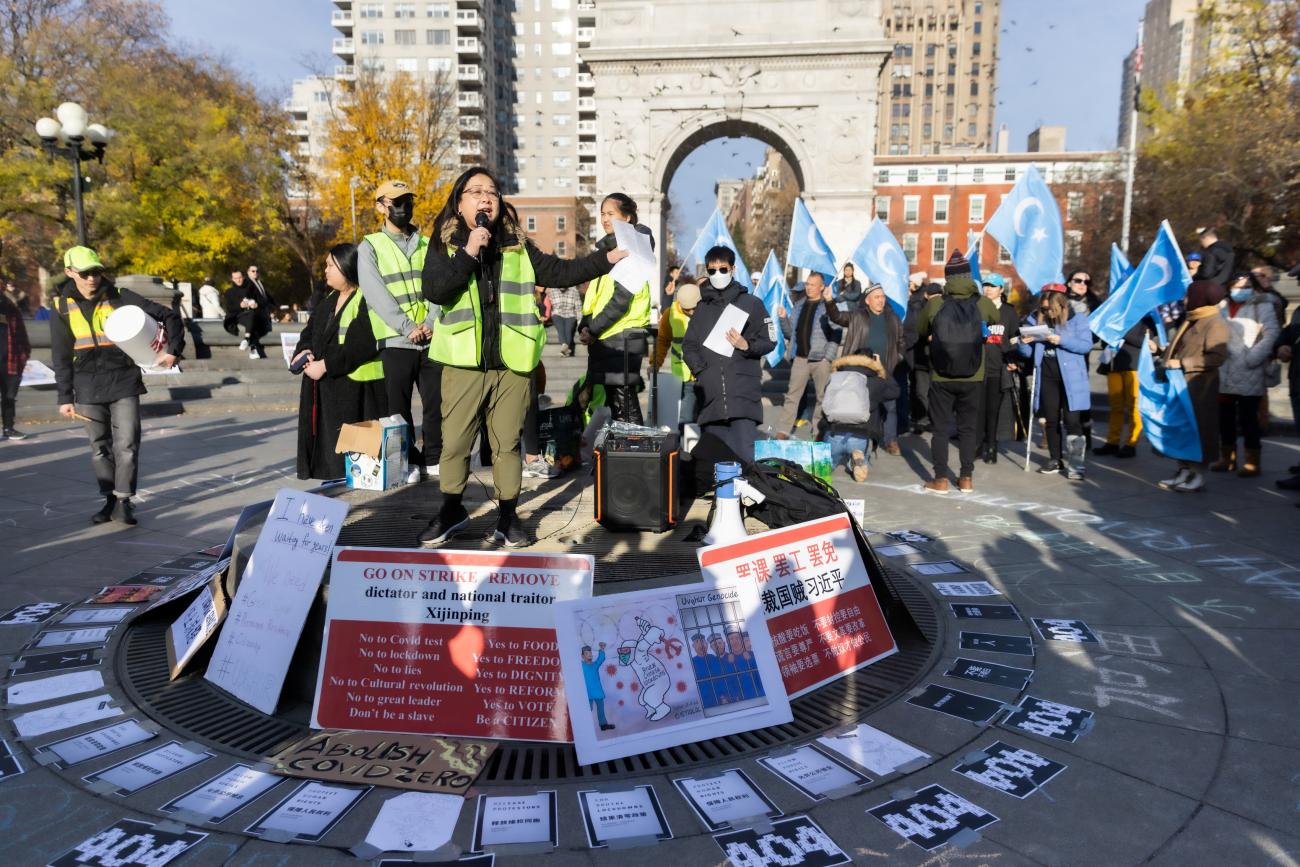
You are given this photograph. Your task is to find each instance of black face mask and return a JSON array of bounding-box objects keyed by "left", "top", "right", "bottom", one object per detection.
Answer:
[{"left": 386, "top": 200, "right": 414, "bottom": 229}]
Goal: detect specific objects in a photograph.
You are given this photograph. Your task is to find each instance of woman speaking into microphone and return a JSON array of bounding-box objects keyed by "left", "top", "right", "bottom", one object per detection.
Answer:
[{"left": 419, "top": 167, "right": 627, "bottom": 548}]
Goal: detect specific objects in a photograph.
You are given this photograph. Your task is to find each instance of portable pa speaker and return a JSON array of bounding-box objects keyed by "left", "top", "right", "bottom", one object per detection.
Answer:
[{"left": 594, "top": 433, "right": 678, "bottom": 532}]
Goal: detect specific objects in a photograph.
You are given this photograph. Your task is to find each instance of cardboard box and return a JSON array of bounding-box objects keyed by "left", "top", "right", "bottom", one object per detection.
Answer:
[
  {"left": 754, "top": 439, "right": 833, "bottom": 485},
  {"left": 336, "top": 418, "right": 409, "bottom": 491}
]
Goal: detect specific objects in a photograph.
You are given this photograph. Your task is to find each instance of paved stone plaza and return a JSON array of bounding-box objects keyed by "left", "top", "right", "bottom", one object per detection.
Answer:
[{"left": 1, "top": 407, "right": 1298, "bottom": 866}]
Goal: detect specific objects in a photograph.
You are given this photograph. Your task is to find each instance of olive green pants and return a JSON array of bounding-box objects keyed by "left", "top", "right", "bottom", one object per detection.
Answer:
[{"left": 439, "top": 366, "right": 530, "bottom": 499}]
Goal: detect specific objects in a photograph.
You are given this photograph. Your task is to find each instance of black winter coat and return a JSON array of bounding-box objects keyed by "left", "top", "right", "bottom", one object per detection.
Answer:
[
  {"left": 1198, "top": 240, "right": 1235, "bottom": 287},
  {"left": 682, "top": 280, "right": 775, "bottom": 425},
  {"left": 982, "top": 302, "right": 1021, "bottom": 383}
]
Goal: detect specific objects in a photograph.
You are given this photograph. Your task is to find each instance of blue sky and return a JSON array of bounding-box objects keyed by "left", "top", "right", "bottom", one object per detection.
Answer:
[{"left": 162, "top": 0, "right": 1144, "bottom": 250}]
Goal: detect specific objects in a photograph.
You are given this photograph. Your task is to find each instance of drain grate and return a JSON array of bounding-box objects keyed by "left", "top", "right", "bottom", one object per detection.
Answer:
[{"left": 116, "top": 566, "right": 938, "bottom": 783}]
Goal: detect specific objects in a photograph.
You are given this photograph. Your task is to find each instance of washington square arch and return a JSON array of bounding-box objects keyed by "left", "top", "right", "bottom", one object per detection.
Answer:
[{"left": 582, "top": 0, "right": 893, "bottom": 271}]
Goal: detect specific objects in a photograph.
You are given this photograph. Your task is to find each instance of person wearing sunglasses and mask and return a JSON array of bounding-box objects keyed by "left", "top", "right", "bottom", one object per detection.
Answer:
[
  {"left": 358, "top": 179, "right": 440, "bottom": 486},
  {"left": 1211, "top": 272, "right": 1279, "bottom": 477},
  {"left": 51, "top": 246, "right": 184, "bottom": 525},
  {"left": 1019, "top": 283, "right": 1092, "bottom": 480},
  {"left": 1065, "top": 269, "right": 1100, "bottom": 451},
  {"left": 681, "top": 246, "right": 776, "bottom": 462},
  {"left": 418, "top": 167, "right": 627, "bottom": 548}
]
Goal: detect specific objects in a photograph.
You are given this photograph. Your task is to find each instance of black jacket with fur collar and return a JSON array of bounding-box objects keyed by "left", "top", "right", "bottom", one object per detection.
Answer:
[{"left": 422, "top": 214, "right": 612, "bottom": 370}]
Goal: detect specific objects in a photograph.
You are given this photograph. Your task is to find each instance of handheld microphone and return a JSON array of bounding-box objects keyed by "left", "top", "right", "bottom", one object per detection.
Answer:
[{"left": 475, "top": 212, "right": 491, "bottom": 232}]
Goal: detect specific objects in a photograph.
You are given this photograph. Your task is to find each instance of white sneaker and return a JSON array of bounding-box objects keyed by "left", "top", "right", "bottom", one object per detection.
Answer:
[
  {"left": 405, "top": 466, "right": 424, "bottom": 485},
  {"left": 522, "top": 459, "right": 558, "bottom": 479},
  {"left": 249, "top": 350, "right": 260, "bottom": 360},
  {"left": 1173, "top": 471, "right": 1205, "bottom": 493},
  {"left": 239, "top": 339, "right": 248, "bottom": 350},
  {"left": 1158, "top": 467, "right": 1190, "bottom": 489},
  {"left": 426, "top": 463, "right": 440, "bottom": 478}
]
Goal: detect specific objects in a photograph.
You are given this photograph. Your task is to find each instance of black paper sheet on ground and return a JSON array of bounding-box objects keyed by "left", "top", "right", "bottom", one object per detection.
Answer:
[
  {"left": 1031, "top": 618, "right": 1100, "bottom": 643},
  {"left": 47, "top": 819, "right": 206, "bottom": 867},
  {"left": 0, "top": 739, "right": 24, "bottom": 781},
  {"left": 713, "top": 815, "right": 851, "bottom": 867},
  {"left": 950, "top": 603, "right": 1021, "bottom": 621},
  {"left": 0, "top": 602, "right": 66, "bottom": 625},
  {"left": 953, "top": 741, "right": 1067, "bottom": 798},
  {"left": 1000, "top": 696, "right": 1095, "bottom": 743},
  {"left": 959, "top": 631, "right": 1034, "bottom": 656},
  {"left": 906, "top": 684, "right": 1006, "bottom": 724},
  {"left": 10, "top": 647, "right": 101, "bottom": 675},
  {"left": 868, "top": 784, "right": 999, "bottom": 851},
  {"left": 945, "top": 657, "right": 1034, "bottom": 691}
]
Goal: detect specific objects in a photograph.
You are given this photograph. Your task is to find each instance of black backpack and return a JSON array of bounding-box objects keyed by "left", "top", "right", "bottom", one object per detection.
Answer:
[
  {"left": 743, "top": 458, "right": 848, "bottom": 528},
  {"left": 929, "top": 295, "right": 984, "bottom": 378}
]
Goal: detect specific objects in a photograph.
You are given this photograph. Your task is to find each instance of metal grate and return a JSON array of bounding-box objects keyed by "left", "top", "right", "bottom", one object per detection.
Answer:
[{"left": 116, "top": 564, "right": 937, "bottom": 783}]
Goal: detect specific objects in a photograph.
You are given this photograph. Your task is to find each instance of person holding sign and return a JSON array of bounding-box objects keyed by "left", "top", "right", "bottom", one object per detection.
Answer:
[
  {"left": 577, "top": 193, "right": 654, "bottom": 425},
  {"left": 1019, "top": 284, "right": 1092, "bottom": 480},
  {"left": 419, "top": 167, "right": 627, "bottom": 548},
  {"left": 291, "top": 243, "right": 387, "bottom": 480},
  {"left": 682, "top": 246, "right": 775, "bottom": 462},
  {"left": 51, "top": 246, "right": 184, "bottom": 526}
]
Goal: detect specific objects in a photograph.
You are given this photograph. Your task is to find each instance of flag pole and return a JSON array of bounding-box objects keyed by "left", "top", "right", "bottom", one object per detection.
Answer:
[
  {"left": 1120, "top": 20, "right": 1143, "bottom": 255},
  {"left": 1024, "top": 367, "right": 1036, "bottom": 472}
]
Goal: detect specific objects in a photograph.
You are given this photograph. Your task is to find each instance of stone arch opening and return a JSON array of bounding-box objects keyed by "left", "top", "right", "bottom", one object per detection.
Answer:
[{"left": 658, "top": 116, "right": 808, "bottom": 198}]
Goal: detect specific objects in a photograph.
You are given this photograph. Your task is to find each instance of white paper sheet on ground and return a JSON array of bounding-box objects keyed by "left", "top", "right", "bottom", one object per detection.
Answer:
[
  {"left": 816, "top": 724, "right": 930, "bottom": 776},
  {"left": 13, "top": 694, "right": 120, "bottom": 738},
  {"left": 60, "top": 607, "right": 133, "bottom": 624},
  {"left": 46, "top": 720, "right": 155, "bottom": 765},
  {"left": 932, "top": 580, "right": 1001, "bottom": 597},
  {"left": 756, "top": 745, "right": 869, "bottom": 800},
  {"left": 365, "top": 792, "right": 463, "bottom": 853},
  {"left": 34, "top": 627, "right": 113, "bottom": 648},
  {"left": 87, "top": 740, "right": 212, "bottom": 793},
  {"left": 609, "top": 221, "right": 657, "bottom": 297},
  {"left": 702, "top": 303, "right": 750, "bottom": 357},
  {"left": 247, "top": 781, "right": 370, "bottom": 843},
  {"left": 162, "top": 764, "right": 282, "bottom": 822},
  {"left": 578, "top": 786, "right": 670, "bottom": 846},
  {"left": 6, "top": 670, "right": 105, "bottom": 706},
  {"left": 473, "top": 792, "right": 557, "bottom": 850},
  {"left": 674, "top": 770, "right": 780, "bottom": 831}
]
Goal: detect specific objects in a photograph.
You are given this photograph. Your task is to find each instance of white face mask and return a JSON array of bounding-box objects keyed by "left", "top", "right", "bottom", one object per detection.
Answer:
[{"left": 709, "top": 271, "right": 732, "bottom": 290}]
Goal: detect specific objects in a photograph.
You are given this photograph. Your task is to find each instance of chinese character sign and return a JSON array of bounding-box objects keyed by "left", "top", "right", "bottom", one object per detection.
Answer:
[{"left": 698, "top": 514, "right": 898, "bottom": 698}]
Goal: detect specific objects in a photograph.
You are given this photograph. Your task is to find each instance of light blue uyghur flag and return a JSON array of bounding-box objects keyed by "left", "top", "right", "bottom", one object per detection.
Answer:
[
  {"left": 1091, "top": 221, "right": 1190, "bottom": 348},
  {"left": 1110, "top": 242, "right": 1133, "bottom": 293},
  {"left": 787, "top": 198, "right": 837, "bottom": 285},
  {"left": 849, "top": 218, "right": 909, "bottom": 317},
  {"left": 756, "top": 250, "right": 791, "bottom": 367},
  {"left": 984, "top": 164, "right": 1064, "bottom": 294},
  {"left": 1137, "top": 339, "right": 1201, "bottom": 462},
  {"left": 684, "top": 208, "right": 750, "bottom": 288},
  {"left": 966, "top": 230, "right": 982, "bottom": 285}
]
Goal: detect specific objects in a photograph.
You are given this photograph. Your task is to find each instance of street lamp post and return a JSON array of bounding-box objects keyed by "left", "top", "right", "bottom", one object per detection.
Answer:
[{"left": 34, "top": 102, "right": 111, "bottom": 247}]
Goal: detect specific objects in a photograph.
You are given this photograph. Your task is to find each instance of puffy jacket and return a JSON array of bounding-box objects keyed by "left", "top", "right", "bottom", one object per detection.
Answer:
[
  {"left": 915, "top": 276, "right": 1000, "bottom": 383},
  {"left": 1218, "top": 293, "right": 1279, "bottom": 396},
  {"left": 682, "top": 280, "right": 775, "bottom": 425},
  {"left": 1019, "top": 308, "right": 1093, "bottom": 413},
  {"left": 1198, "top": 240, "right": 1235, "bottom": 287},
  {"left": 780, "top": 296, "right": 841, "bottom": 362}
]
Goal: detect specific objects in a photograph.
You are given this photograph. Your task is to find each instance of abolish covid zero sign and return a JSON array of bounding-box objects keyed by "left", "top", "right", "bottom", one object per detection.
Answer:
[
  {"left": 698, "top": 514, "right": 897, "bottom": 698},
  {"left": 312, "top": 548, "right": 594, "bottom": 742}
]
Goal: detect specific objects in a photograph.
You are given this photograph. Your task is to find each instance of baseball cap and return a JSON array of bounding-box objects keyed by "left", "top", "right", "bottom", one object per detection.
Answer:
[
  {"left": 63, "top": 246, "right": 104, "bottom": 272},
  {"left": 676, "top": 282, "right": 701, "bottom": 310},
  {"left": 1040, "top": 282, "right": 1068, "bottom": 294},
  {"left": 981, "top": 273, "right": 1006, "bottom": 288},
  {"left": 374, "top": 180, "right": 413, "bottom": 201},
  {"left": 1186, "top": 252, "right": 1203, "bottom": 262}
]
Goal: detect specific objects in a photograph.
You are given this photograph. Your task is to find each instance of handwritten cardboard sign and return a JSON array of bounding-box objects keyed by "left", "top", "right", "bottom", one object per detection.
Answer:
[
  {"left": 268, "top": 730, "right": 495, "bottom": 796},
  {"left": 205, "top": 489, "right": 347, "bottom": 714},
  {"left": 165, "top": 577, "right": 228, "bottom": 680}
]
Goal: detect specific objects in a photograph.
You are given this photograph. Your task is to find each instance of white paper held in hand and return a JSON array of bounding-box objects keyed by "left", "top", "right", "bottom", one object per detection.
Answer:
[
  {"left": 703, "top": 303, "right": 750, "bottom": 358},
  {"left": 609, "top": 221, "right": 657, "bottom": 297}
]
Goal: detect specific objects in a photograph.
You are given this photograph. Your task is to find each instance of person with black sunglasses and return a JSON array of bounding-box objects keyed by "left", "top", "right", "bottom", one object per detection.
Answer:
[{"left": 1066, "top": 269, "right": 1101, "bottom": 450}]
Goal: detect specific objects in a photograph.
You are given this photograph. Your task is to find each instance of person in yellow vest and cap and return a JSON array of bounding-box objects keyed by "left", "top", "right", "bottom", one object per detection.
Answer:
[
  {"left": 358, "top": 179, "right": 439, "bottom": 485},
  {"left": 291, "top": 243, "right": 387, "bottom": 480},
  {"left": 418, "top": 167, "right": 627, "bottom": 548},
  {"left": 651, "top": 278, "right": 700, "bottom": 426},
  {"left": 577, "top": 193, "right": 654, "bottom": 425},
  {"left": 50, "top": 246, "right": 184, "bottom": 526}
]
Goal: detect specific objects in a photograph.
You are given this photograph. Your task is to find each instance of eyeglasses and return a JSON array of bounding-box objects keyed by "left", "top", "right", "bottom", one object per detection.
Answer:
[
  {"left": 706, "top": 267, "right": 731, "bottom": 275},
  {"left": 77, "top": 269, "right": 104, "bottom": 278},
  {"left": 461, "top": 188, "right": 500, "bottom": 201},
  {"left": 1070, "top": 277, "right": 1091, "bottom": 286}
]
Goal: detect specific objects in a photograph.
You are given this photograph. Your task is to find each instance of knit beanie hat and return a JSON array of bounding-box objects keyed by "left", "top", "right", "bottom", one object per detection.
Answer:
[
  {"left": 944, "top": 249, "right": 971, "bottom": 277},
  {"left": 1186, "top": 279, "right": 1226, "bottom": 310}
]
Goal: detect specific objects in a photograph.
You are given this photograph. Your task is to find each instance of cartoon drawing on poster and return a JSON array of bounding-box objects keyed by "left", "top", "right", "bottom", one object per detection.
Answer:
[
  {"left": 959, "top": 632, "right": 1035, "bottom": 656},
  {"left": 945, "top": 658, "right": 1034, "bottom": 691},
  {"left": 1000, "top": 696, "right": 1095, "bottom": 743},
  {"left": 868, "top": 784, "right": 999, "bottom": 851},
  {"left": 953, "top": 741, "right": 1067, "bottom": 799},
  {"left": 950, "top": 603, "right": 1022, "bottom": 621},
  {"left": 554, "top": 581, "right": 791, "bottom": 765},
  {"left": 712, "top": 816, "right": 852, "bottom": 867},
  {"left": 1031, "top": 618, "right": 1100, "bottom": 643},
  {"left": 46, "top": 819, "right": 207, "bottom": 867}
]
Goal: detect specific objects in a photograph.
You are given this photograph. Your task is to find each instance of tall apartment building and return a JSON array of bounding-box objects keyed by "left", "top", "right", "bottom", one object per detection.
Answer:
[{"left": 876, "top": 0, "right": 1001, "bottom": 156}]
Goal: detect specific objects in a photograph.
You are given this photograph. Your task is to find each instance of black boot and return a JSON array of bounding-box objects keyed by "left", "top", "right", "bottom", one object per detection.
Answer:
[
  {"left": 111, "top": 497, "right": 137, "bottom": 526},
  {"left": 419, "top": 494, "right": 469, "bottom": 546},
  {"left": 92, "top": 495, "right": 116, "bottom": 525}
]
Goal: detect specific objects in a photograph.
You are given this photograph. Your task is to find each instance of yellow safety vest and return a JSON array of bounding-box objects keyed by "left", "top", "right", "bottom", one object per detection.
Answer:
[
  {"left": 430, "top": 246, "right": 546, "bottom": 373},
  {"left": 54, "top": 294, "right": 116, "bottom": 356},
  {"left": 581, "top": 273, "right": 651, "bottom": 341},
  {"left": 666, "top": 301, "right": 693, "bottom": 382},
  {"left": 365, "top": 231, "right": 430, "bottom": 343},
  {"left": 337, "top": 290, "right": 384, "bottom": 382}
]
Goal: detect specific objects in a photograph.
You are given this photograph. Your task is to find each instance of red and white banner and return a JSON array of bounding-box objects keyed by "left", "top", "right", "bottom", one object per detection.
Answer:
[
  {"left": 698, "top": 514, "right": 897, "bottom": 698},
  {"left": 312, "top": 548, "right": 594, "bottom": 741}
]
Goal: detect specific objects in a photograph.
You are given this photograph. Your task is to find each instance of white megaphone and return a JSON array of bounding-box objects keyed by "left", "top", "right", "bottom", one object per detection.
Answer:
[{"left": 703, "top": 461, "right": 749, "bottom": 545}]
